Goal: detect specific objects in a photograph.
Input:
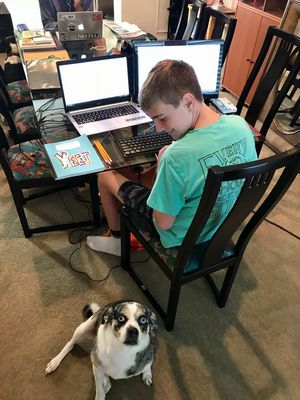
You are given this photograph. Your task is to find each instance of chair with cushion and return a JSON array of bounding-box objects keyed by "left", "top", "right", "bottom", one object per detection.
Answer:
[
  {"left": 0, "top": 86, "right": 41, "bottom": 144},
  {"left": 0, "top": 124, "right": 101, "bottom": 238},
  {"left": 120, "top": 147, "right": 300, "bottom": 331},
  {"left": 0, "top": 65, "right": 32, "bottom": 111},
  {"left": 196, "top": 7, "right": 237, "bottom": 65},
  {"left": 236, "top": 26, "right": 300, "bottom": 156}
]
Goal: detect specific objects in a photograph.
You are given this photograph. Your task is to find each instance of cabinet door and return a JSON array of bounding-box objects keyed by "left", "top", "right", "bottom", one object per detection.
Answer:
[
  {"left": 222, "top": 5, "right": 262, "bottom": 97},
  {"left": 247, "top": 15, "right": 280, "bottom": 102}
]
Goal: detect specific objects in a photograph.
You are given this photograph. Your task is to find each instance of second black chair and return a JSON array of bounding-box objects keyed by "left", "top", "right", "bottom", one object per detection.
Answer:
[
  {"left": 197, "top": 7, "right": 237, "bottom": 65},
  {"left": 236, "top": 26, "right": 300, "bottom": 155},
  {"left": 0, "top": 124, "right": 101, "bottom": 238}
]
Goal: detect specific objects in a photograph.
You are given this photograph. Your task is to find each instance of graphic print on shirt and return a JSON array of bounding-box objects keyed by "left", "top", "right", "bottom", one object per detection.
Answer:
[{"left": 198, "top": 138, "right": 249, "bottom": 225}]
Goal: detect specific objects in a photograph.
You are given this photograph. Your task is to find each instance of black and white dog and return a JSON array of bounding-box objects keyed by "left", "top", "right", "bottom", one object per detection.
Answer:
[{"left": 45, "top": 300, "right": 158, "bottom": 400}]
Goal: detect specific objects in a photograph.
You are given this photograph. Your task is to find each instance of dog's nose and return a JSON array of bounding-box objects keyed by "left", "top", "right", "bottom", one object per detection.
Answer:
[{"left": 127, "top": 326, "right": 139, "bottom": 338}]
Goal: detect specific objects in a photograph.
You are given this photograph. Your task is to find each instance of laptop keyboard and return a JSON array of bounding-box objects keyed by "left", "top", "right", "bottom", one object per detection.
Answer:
[
  {"left": 116, "top": 132, "right": 173, "bottom": 158},
  {"left": 73, "top": 104, "right": 138, "bottom": 125}
]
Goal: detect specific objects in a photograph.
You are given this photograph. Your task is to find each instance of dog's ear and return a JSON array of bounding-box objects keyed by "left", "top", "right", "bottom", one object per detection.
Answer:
[
  {"left": 147, "top": 309, "right": 158, "bottom": 339},
  {"left": 101, "top": 306, "right": 114, "bottom": 325}
]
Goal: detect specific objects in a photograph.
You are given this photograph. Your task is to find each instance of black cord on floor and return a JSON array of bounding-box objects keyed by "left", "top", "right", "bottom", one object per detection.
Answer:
[
  {"left": 263, "top": 217, "right": 300, "bottom": 240},
  {"left": 68, "top": 227, "right": 150, "bottom": 282},
  {"left": 252, "top": 210, "right": 300, "bottom": 240}
]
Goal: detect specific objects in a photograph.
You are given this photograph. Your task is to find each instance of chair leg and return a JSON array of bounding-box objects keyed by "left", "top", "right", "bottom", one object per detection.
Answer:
[
  {"left": 89, "top": 177, "right": 101, "bottom": 226},
  {"left": 121, "top": 217, "right": 131, "bottom": 271},
  {"left": 165, "top": 280, "right": 182, "bottom": 331},
  {"left": 217, "top": 263, "right": 240, "bottom": 308},
  {"left": 11, "top": 186, "right": 31, "bottom": 237}
]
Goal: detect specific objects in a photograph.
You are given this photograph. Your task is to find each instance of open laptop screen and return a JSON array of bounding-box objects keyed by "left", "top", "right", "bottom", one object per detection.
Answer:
[
  {"left": 133, "top": 40, "right": 223, "bottom": 101},
  {"left": 57, "top": 55, "right": 130, "bottom": 112}
]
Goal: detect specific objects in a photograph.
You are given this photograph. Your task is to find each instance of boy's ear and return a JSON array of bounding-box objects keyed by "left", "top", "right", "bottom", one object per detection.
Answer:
[{"left": 183, "top": 93, "right": 194, "bottom": 110}]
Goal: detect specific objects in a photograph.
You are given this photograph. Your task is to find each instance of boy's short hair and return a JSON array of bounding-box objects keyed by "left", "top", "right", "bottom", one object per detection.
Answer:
[{"left": 139, "top": 59, "right": 204, "bottom": 111}]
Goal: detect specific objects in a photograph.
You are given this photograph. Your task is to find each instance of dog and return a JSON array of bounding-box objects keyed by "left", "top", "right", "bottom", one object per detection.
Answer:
[{"left": 45, "top": 300, "right": 158, "bottom": 400}]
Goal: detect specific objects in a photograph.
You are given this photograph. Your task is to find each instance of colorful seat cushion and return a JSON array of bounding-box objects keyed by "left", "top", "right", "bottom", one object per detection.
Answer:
[
  {"left": 7, "top": 80, "right": 31, "bottom": 104},
  {"left": 137, "top": 230, "right": 234, "bottom": 273},
  {"left": 13, "top": 106, "right": 38, "bottom": 135},
  {"left": 8, "top": 140, "right": 53, "bottom": 180}
]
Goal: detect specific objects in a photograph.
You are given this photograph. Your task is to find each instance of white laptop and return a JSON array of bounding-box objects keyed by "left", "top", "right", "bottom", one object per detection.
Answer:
[
  {"left": 57, "top": 54, "right": 151, "bottom": 136},
  {"left": 57, "top": 11, "right": 103, "bottom": 42}
]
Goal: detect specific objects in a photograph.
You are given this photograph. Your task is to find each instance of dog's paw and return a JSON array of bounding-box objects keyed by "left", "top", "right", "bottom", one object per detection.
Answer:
[
  {"left": 45, "top": 356, "right": 62, "bottom": 374},
  {"left": 142, "top": 371, "right": 152, "bottom": 386},
  {"left": 103, "top": 375, "right": 111, "bottom": 394}
]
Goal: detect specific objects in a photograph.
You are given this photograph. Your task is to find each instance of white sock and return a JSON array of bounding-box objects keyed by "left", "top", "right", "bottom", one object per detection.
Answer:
[{"left": 86, "top": 236, "right": 121, "bottom": 256}]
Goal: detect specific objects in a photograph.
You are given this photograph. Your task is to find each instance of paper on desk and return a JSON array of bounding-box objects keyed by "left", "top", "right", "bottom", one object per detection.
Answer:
[
  {"left": 56, "top": 141, "right": 81, "bottom": 151},
  {"left": 104, "top": 21, "right": 147, "bottom": 40}
]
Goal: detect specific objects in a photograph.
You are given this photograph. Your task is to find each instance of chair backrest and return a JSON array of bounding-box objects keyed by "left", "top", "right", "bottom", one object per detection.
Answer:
[
  {"left": 0, "top": 87, "right": 18, "bottom": 140},
  {"left": 195, "top": 7, "right": 237, "bottom": 65},
  {"left": 181, "top": 0, "right": 207, "bottom": 41},
  {"left": 236, "top": 26, "right": 300, "bottom": 138},
  {"left": 174, "top": 147, "right": 300, "bottom": 276},
  {"left": 0, "top": 122, "right": 9, "bottom": 151},
  {"left": 174, "top": 0, "right": 192, "bottom": 40},
  {"left": 0, "top": 124, "right": 13, "bottom": 184},
  {"left": 0, "top": 65, "right": 7, "bottom": 84},
  {"left": 0, "top": 71, "right": 14, "bottom": 109}
]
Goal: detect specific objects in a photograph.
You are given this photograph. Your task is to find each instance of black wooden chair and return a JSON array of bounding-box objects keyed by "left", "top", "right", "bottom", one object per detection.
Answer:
[
  {"left": 196, "top": 7, "right": 237, "bottom": 65},
  {"left": 120, "top": 147, "right": 300, "bottom": 331},
  {"left": 0, "top": 65, "right": 32, "bottom": 111},
  {"left": 236, "top": 26, "right": 300, "bottom": 156},
  {"left": 174, "top": 0, "right": 194, "bottom": 40},
  {"left": 181, "top": 0, "right": 207, "bottom": 41},
  {"left": 0, "top": 124, "right": 101, "bottom": 238},
  {"left": 0, "top": 86, "right": 40, "bottom": 144}
]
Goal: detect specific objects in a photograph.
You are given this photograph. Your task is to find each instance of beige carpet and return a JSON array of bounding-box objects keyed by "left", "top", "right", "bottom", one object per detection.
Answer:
[{"left": 0, "top": 145, "right": 300, "bottom": 400}]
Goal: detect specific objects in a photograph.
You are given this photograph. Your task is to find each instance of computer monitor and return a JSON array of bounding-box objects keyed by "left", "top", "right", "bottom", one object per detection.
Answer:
[{"left": 132, "top": 40, "right": 223, "bottom": 102}]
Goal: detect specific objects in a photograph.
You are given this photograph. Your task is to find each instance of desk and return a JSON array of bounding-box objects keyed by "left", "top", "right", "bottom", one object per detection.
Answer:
[
  {"left": 18, "top": 26, "right": 157, "bottom": 174},
  {"left": 33, "top": 96, "right": 157, "bottom": 173}
]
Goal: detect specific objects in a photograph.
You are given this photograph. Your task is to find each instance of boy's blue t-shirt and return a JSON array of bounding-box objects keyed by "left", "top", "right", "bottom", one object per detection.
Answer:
[{"left": 147, "top": 115, "right": 258, "bottom": 248}]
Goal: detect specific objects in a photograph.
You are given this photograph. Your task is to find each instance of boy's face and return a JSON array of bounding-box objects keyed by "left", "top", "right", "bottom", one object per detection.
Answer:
[{"left": 146, "top": 99, "right": 193, "bottom": 140}]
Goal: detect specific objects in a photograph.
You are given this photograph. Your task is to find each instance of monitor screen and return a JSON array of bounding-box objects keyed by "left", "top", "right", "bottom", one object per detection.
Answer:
[
  {"left": 133, "top": 40, "right": 223, "bottom": 101},
  {"left": 57, "top": 55, "right": 130, "bottom": 111}
]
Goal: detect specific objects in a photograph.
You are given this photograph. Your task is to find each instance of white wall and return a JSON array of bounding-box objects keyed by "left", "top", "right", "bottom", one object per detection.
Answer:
[
  {"left": 114, "top": 0, "right": 169, "bottom": 39},
  {"left": 4, "top": 0, "right": 42, "bottom": 29}
]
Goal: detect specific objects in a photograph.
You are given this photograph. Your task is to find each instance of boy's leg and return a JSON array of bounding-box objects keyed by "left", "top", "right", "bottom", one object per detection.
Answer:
[
  {"left": 87, "top": 170, "right": 128, "bottom": 255},
  {"left": 98, "top": 170, "right": 129, "bottom": 231},
  {"left": 87, "top": 168, "right": 157, "bottom": 256}
]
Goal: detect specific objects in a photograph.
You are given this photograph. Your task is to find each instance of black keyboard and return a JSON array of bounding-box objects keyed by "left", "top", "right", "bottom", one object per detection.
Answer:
[
  {"left": 116, "top": 132, "right": 173, "bottom": 158},
  {"left": 73, "top": 104, "right": 138, "bottom": 124}
]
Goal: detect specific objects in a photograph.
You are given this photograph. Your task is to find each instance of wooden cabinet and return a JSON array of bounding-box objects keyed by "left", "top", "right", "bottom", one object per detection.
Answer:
[{"left": 222, "top": 1, "right": 287, "bottom": 102}]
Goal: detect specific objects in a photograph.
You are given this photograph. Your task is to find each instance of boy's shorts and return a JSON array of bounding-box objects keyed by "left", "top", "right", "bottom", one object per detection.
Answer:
[{"left": 118, "top": 181, "right": 158, "bottom": 234}]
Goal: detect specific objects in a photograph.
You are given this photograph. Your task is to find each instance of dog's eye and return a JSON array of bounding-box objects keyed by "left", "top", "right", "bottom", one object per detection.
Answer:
[
  {"left": 140, "top": 317, "right": 147, "bottom": 324},
  {"left": 117, "top": 315, "right": 125, "bottom": 323}
]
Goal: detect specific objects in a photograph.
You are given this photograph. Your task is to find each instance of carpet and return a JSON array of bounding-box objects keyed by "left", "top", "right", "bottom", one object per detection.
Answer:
[{"left": 0, "top": 146, "right": 300, "bottom": 400}]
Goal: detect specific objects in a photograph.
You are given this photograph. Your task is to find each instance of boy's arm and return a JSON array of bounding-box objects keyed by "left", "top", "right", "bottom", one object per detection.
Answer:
[{"left": 153, "top": 210, "right": 176, "bottom": 231}]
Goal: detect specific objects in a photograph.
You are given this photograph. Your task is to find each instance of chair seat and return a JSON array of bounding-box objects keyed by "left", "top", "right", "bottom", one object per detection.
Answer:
[
  {"left": 8, "top": 140, "right": 53, "bottom": 180},
  {"left": 7, "top": 80, "right": 31, "bottom": 104},
  {"left": 13, "top": 105, "right": 38, "bottom": 135},
  {"left": 138, "top": 230, "right": 234, "bottom": 273}
]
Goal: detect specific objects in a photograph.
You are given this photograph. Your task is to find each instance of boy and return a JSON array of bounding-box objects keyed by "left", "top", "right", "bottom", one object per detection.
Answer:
[{"left": 87, "top": 60, "right": 257, "bottom": 256}]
